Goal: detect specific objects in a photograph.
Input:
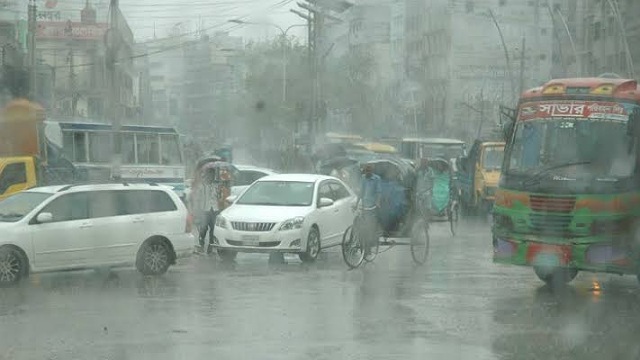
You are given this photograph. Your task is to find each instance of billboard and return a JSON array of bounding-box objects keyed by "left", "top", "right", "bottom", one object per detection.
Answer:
[
  {"left": 36, "top": 21, "right": 107, "bottom": 40},
  {"left": 36, "top": 0, "right": 109, "bottom": 23}
]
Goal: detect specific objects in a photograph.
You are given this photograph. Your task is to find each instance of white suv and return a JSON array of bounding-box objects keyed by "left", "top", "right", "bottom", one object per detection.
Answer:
[{"left": 0, "top": 183, "right": 194, "bottom": 286}]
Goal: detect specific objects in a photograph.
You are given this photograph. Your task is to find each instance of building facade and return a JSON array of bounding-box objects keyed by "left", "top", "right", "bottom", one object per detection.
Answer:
[
  {"left": 33, "top": 0, "right": 135, "bottom": 123},
  {"left": 550, "top": 0, "right": 640, "bottom": 79},
  {"left": 405, "top": 0, "right": 553, "bottom": 140}
]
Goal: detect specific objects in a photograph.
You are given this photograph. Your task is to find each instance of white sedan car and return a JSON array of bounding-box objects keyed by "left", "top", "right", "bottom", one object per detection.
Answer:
[
  {"left": 230, "top": 165, "right": 279, "bottom": 197},
  {"left": 213, "top": 174, "right": 356, "bottom": 262}
]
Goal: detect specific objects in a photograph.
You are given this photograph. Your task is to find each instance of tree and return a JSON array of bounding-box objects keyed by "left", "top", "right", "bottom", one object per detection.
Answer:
[
  {"left": 235, "top": 37, "right": 310, "bottom": 154},
  {"left": 322, "top": 47, "right": 381, "bottom": 135}
]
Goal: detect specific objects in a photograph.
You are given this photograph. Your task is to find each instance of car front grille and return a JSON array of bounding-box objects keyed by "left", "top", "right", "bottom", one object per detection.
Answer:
[
  {"left": 231, "top": 221, "right": 276, "bottom": 232},
  {"left": 227, "top": 240, "right": 281, "bottom": 247}
]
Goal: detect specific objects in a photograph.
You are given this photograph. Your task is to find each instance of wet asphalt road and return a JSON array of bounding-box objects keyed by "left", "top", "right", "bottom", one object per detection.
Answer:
[{"left": 2, "top": 221, "right": 640, "bottom": 360}]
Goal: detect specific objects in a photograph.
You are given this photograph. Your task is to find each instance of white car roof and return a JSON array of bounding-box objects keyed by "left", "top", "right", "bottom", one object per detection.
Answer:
[
  {"left": 234, "top": 164, "right": 278, "bottom": 173},
  {"left": 26, "top": 183, "right": 173, "bottom": 194},
  {"left": 257, "top": 173, "right": 335, "bottom": 183}
]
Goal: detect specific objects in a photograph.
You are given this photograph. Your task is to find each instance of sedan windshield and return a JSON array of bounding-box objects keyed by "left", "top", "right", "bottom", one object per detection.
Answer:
[
  {"left": 237, "top": 181, "right": 314, "bottom": 206},
  {"left": 0, "top": 192, "right": 53, "bottom": 222}
]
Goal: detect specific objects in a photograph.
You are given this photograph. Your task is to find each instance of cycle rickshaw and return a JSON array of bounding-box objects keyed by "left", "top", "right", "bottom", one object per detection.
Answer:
[
  {"left": 341, "top": 158, "right": 430, "bottom": 269},
  {"left": 418, "top": 157, "right": 460, "bottom": 236}
]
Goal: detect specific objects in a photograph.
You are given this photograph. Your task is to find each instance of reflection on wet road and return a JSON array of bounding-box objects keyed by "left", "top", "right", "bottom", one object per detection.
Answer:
[{"left": 2, "top": 221, "right": 640, "bottom": 359}]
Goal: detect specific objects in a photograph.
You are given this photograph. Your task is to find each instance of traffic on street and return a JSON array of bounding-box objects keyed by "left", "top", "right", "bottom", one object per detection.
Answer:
[
  {"left": 2, "top": 222, "right": 639, "bottom": 359},
  {"left": 3, "top": 0, "right": 640, "bottom": 359}
]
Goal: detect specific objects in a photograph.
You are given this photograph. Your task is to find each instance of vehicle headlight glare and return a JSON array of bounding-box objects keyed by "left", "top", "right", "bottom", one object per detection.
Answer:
[
  {"left": 279, "top": 217, "right": 304, "bottom": 231},
  {"left": 216, "top": 215, "right": 228, "bottom": 229}
]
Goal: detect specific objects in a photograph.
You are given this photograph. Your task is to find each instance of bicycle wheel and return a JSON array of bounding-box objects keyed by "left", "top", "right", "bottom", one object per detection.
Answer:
[
  {"left": 410, "top": 218, "right": 430, "bottom": 265},
  {"left": 341, "top": 225, "right": 364, "bottom": 269}
]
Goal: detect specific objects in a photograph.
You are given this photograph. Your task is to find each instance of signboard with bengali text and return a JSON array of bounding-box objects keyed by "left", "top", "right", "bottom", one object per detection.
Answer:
[
  {"left": 36, "top": 21, "right": 107, "bottom": 40},
  {"left": 518, "top": 101, "right": 631, "bottom": 122}
]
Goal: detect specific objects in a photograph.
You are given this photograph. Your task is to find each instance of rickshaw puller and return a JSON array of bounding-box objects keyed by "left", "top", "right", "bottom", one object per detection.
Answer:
[{"left": 352, "top": 164, "right": 382, "bottom": 256}]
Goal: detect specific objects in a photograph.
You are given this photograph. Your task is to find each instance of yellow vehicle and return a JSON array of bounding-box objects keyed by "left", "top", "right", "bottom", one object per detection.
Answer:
[
  {"left": 0, "top": 99, "right": 76, "bottom": 200},
  {"left": 325, "top": 132, "right": 363, "bottom": 144},
  {"left": 355, "top": 142, "right": 398, "bottom": 154},
  {"left": 457, "top": 139, "right": 505, "bottom": 214}
]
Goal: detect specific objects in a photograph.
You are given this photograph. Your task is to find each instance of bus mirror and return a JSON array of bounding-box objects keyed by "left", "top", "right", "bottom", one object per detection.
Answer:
[
  {"left": 628, "top": 108, "right": 640, "bottom": 137},
  {"left": 502, "top": 121, "right": 515, "bottom": 142}
]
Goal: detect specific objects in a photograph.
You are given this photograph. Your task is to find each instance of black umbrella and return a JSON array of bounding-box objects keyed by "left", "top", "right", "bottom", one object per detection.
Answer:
[
  {"left": 319, "top": 156, "right": 358, "bottom": 172},
  {"left": 195, "top": 156, "right": 223, "bottom": 171}
]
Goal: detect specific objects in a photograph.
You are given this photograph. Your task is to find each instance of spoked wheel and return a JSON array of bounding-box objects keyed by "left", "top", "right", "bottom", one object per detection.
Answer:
[
  {"left": 341, "top": 225, "right": 364, "bottom": 269},
  {"left": 0, "top": 247, "right": 25, "bottom": 287},
  {"left": 410, "top": 219, "right": 430, "bottom": 265},
  {"left": 449, "top": 203, "right": 459, "bottom": 236}
]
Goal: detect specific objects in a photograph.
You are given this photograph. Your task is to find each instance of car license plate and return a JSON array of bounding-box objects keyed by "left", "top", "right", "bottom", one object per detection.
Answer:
[{"left": 241, "top": 235, "right": 259, "bottom": 246}]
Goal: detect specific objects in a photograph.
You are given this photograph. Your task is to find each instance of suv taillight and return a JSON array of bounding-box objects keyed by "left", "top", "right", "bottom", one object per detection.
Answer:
[{"left": 186, "top": 213, "right": 193, "bottom": 233}]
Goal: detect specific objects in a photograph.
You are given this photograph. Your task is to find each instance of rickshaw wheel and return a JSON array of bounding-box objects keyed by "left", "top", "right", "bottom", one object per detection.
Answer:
[
  {"left": 410, "top": 219, "right": 430, "bottom": 265},
  {"left": 341, "top": 225, "right": 364, "bottom": 269}
]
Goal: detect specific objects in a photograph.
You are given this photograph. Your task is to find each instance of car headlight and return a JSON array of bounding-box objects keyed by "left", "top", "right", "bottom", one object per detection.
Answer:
[
  {"left": 279, "top": 217, "right": 304, "bottom": 231},
  {"left": 216, "top": 215, "right": 228, "bottom": 229}
]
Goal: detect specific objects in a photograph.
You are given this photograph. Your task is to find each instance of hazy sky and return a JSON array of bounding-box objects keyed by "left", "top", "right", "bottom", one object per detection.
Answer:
[{"left": 119, "top": 0, "right": 308, "bottom": 43}]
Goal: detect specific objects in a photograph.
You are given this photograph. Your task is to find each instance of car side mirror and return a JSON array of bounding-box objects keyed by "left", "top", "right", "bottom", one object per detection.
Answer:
[
  {"left": 318, "top": 197, "right": 334, "bottom": 208},
  {"left": 226, "top": 195, "right": 237, "bottom": 204},
  {"left": 36, "top": 212, "right": 53, "bottom": 224}
]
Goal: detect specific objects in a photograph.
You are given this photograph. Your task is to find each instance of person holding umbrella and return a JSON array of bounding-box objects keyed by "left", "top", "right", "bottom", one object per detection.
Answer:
[{"left": 189, "top": 165, "right": 219, "bottom": 254}]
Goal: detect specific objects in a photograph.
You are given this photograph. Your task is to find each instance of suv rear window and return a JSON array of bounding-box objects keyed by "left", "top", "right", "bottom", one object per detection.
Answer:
[
  {"left": 120, "top": 190, "right": 178, "bottom": 214},
  {"left": 41, "top": 189, "right": 177, "bottom": 222}
]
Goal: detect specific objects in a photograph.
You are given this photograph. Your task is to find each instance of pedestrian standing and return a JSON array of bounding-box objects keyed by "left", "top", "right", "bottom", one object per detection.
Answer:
[{"left": 189, "top": 167, "right": 218, "bottom": 254}]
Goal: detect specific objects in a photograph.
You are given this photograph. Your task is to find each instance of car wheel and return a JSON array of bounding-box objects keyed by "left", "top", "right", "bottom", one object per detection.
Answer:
[
  {"left": 136, "top": 239, "right": 172, "bottom": 276},
  {"left": 299, "top": 226, "right": 321, "bottom": 263},
  {"left": 217, "top": 249, "right": 238, "bottom": 262},
  {"left": 0, "top": 247, "right": 26, "bottom": 287}
]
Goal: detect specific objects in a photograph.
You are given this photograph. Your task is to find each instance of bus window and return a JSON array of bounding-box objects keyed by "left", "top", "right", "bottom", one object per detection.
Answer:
[
  {"left": 89, "top": 132, "right": 111, "bottom": 163},
  {"left": 122, "top": 134, "right": 136, "bottom": 164},
  {"left": 73, "top": 132, "right": 87, "bottom": 162},
  {"left": 160, "top": 134, "right": 181, "bottom": 165},
  {"left": 62, "top": 132, "right": 74, "bottom": 160},
  {"left": 400, "top": 142, "right": 416, "bottom": 159},
  {"left": 136, "top": 134, "right": 160, "bottom": 164}
]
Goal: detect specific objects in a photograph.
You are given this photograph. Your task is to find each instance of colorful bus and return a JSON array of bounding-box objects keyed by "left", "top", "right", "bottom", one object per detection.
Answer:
[
  {"left": 493, "top": 76, "right": 640, "bottom": 285},
  {"left": 45, "top": 121, "right": 185, "bottom": 192}
]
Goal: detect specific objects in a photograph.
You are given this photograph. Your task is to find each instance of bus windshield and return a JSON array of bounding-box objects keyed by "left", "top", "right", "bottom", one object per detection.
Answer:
[{"left": 507, "top": 117, "right": 636, "bottom": 180}]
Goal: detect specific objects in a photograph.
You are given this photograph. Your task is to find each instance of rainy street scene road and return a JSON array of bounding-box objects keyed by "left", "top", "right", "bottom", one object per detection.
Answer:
[
  {"left": 4, "top": 0, "right": 640, "bottom": 359},
  {"left": 3, "top": 221, "right": 640, "bottom": 360}
]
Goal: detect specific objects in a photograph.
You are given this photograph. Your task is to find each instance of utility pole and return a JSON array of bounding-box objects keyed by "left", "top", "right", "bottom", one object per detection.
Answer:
[
  {"left": 27, "top": 0, "right": 37, "bottom": 100},
  {"left": 106, "top": 0, "right": 122, "bottom": 179},
  {"left": 488, "top": 10, "right": 516, "bottom": 101},
  {"left": 68, "top": 49, "right": 76, "bottom": 116}
]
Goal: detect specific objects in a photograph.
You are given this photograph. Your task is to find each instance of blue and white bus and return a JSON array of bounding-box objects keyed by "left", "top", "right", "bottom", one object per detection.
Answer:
[{"left": 44, "top": 121, "right": 186, "bottom": 195}]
